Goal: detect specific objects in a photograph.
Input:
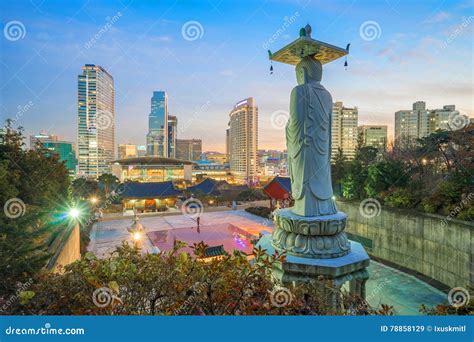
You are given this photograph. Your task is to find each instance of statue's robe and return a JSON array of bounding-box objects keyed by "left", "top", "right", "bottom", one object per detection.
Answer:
[{"left": 286, "top": 81, "right": 337, "bottom": 217}]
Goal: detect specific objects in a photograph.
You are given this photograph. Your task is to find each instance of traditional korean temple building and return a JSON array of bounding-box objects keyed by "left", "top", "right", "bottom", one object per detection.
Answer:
[
  {"left": 262, "top": 176, "right": 293, "bottom": 209},
  {"left": 121, "top": 181, "right": 182, "bottom": 213}
]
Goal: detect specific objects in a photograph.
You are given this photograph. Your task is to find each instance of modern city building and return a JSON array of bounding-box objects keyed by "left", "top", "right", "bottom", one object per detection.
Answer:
[
  {"left": 111, "top": 157, "right": 194, "bottom": 183},
  {"left": 225, "top": 128, "right": 230, "bottom": 162},
  {"left": 429, "top": 105, "right": 459, "bottom": 132},
  {"left": 146, "top": 91, "right": 168, "bottom": 157},
  {"left": 118, "top": 143, "right": 137, "bottom": 159},
  {"left": 168, "top": 115, "right": 178, "bottom": 158},
  {"left": 176, "top": 139, "right": 202, "bottom": 161},
  {"left": 395, "top": 102, "right": 460, "bottom": 146},
  {"left": 358, "top": 125, "right": 388, "bottom": 149},
  {"left": 193, "top": 162, "right": 233, "bottom": 183},
  {"left": 137, "top": 145, "right": 147, "bottom": 157},
  {"left": 77, "top": 64, "right": 115, "bottom": 178},
  {"left": 332, "top": 101, "right": 358, "bottom": 160},
  {"left": 395, "top": 101, "right": 430, "bottom": 145},
  {"left": 202, "top": 151, "right": 228, "bottom": 165},
  {"left": 228, "top": 97, "right": 258, "bottom": 183},
  {"left": 30, "top": 133, "right": 77, "bottom": 176}
]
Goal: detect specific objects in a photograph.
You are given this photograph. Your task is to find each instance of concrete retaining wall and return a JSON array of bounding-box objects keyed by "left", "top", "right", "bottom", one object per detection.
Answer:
[
  {"left": 336, "top": 200, "right": 473, "bottom": 289},
  {"left": 47, "top": 224, "right": 81, "bottom": 273}
]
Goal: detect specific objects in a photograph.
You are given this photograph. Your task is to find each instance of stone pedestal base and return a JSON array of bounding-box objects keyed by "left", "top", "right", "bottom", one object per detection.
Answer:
[
  {"left": 272, "top": 208, "right": 350, "bottom": 258},
  {"left": 257, "top": 233, "right": 370, "bottom": 299},
  {"left": 257, "top": 207, "right": 370, "bottom": 302}
]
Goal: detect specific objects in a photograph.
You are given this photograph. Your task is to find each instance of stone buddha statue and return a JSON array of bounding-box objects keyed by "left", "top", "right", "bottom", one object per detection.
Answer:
[{"left": 286, "top": 56, "right": 337, "bottom": 217}]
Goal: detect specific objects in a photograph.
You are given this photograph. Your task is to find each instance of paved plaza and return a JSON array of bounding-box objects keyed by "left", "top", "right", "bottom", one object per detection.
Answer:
[{"left": 89, "top": 209, "right": 447, "bottom": 315}]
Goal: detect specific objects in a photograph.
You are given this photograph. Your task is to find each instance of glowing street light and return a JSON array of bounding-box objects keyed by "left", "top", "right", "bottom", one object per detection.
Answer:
[
  {"left": 90, "top": 196, "right": 98, "bottom": 204},
  {"left": 132, "top": 231, "right": 142, "bottom": 242},
  {"left": 69, "top": 208, "right": 80, "bottom": 219}
]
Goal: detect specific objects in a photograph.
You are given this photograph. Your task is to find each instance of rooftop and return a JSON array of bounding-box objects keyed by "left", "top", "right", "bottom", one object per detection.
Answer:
[{"left": 113, "top": 156, "right": 195, "bottom": 166}]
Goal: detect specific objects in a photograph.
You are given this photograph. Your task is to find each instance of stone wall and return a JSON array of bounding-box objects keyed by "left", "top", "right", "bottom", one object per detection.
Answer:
[
  {"left": 336, "top": 200, "right": 473, "bottom": 289},
  {"left": 47, "top": 224, "right": 81, "bottom": 273}
]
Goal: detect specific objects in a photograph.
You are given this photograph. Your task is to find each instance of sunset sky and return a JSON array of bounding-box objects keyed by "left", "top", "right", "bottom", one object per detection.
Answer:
[{"left": 1, "top": 0, "right": 473, "bottom": 152}]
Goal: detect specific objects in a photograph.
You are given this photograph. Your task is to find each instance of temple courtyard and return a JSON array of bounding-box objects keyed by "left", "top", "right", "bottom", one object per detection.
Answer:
[{"left": 89, "top": 209, "right": 447, "bottom": 315}]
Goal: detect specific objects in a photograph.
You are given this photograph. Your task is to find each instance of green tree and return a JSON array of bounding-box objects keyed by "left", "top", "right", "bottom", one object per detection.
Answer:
[
  {"left": 331, "top": 147, "right": 347, "bottom": 196},
  {"left": 0, "top": 121, "right": 70, "bottom": 297},
  {"left": 72, "top": 178, "right": 99, "bottom": 200},
  {"left": 364, "top": 160, "right": 409, "bottom": 199},
  {"left": 98, "top": 173, "right": 119, "bottom": 196}
]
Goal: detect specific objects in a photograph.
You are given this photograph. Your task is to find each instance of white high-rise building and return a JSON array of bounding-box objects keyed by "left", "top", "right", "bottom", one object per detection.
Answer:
[
  {"left": 331, "top": 101, "right": 358, "bottom": 160},
  {"left": 395, "top": 101, "right": 430, "bottom": 145},
  {"left": 395, "top": 102, "right": 459, "bottom": 146},
  {"left": 228, "top": 97, "right": 258, "bottom": 183},
  {"left": 77, "top": 64, "right": 115, "bottom": 178}
]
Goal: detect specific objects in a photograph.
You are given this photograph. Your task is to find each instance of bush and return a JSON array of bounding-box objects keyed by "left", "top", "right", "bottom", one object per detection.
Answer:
[
  {"left": 383, "top": 188, "right": 416, "bottom": 209},
  {"left": 9, "top": 243, "right": 394, "bottom": 316},
  {"left": 236, "top": 189, "right": 267, "bottom": 201}
]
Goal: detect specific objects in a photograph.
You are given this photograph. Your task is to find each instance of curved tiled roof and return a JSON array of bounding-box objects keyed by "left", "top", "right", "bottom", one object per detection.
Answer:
[
  {"left": 121, "top": 181, "right": 182, "bottom": 198},
  {"left": 113, "top": 157, "right": 195, "bottom": 165}
]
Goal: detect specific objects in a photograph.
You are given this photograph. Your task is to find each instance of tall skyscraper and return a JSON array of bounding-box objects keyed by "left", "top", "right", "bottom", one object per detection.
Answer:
[
  {"left": 228, "top": 97, "right": 258, "bottom": 183},
  {"left": 118, "top": 144, "right": 137, "bottom": 159},
  {"left": 395, "top": 101, "right": 430, "bottom": 145},
  {"left": 147, "top": 91, "right": 168, "bottom": 157},
  {"left": 331, "top": 101, "right": 358, "bottom": 160},
  {"left": 30, "top": 132, "right": 77, "bottom": 176},
  {"left": 358, "top": 125, "right": 387, "bottom": 149},
  {"left": 77, "top": 64, "right": 115, "bottom": 178},
  {"left": 168, "top": 115, "right": 178, "bottom": 158},
  {"left": 176, "top": 139, "right": 202, "bottom": 161},
  {"left": 395, "top": 102, "right": 459, "bottom": 146},
  {"left": 225, "top": 128, "right": 230, "bottom": 162}
]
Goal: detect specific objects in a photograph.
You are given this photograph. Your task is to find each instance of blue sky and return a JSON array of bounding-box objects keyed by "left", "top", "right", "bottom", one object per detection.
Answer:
[{"left": 1, "top": 0, "right": 473, "bottom": 152}]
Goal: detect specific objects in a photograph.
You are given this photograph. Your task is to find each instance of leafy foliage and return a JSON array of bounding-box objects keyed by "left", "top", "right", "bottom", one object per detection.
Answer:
[
  {"left": 333, "top": 125, "right": 473, "bottom": 219},
  {"left": 236, "top": 189, "right": 267, "bottom": 201},
  {"left": 0, "top": 121, "right": 71, "bottom": 297},
  {"left": 10, "top": 243, "right": 393, "bottom": 316}
]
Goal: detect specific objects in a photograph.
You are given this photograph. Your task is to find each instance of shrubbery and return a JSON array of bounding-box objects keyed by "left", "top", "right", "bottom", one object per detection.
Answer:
[
  {"left": 332, "top": 126, "right": 473, "bottom": 220},
  {"left": 8, "top": 242, "right": 394, "bottom": 316}
]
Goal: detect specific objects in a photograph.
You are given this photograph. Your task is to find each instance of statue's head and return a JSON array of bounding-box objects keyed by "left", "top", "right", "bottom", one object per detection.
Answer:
[{"left": 295, "top": 56, "right": 322, "bottom": 84}]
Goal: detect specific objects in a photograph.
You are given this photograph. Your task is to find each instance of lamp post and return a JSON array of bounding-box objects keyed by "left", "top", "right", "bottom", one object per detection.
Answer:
[{"left": 127, "top": 212, "right": 144, "bottom": 249}]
